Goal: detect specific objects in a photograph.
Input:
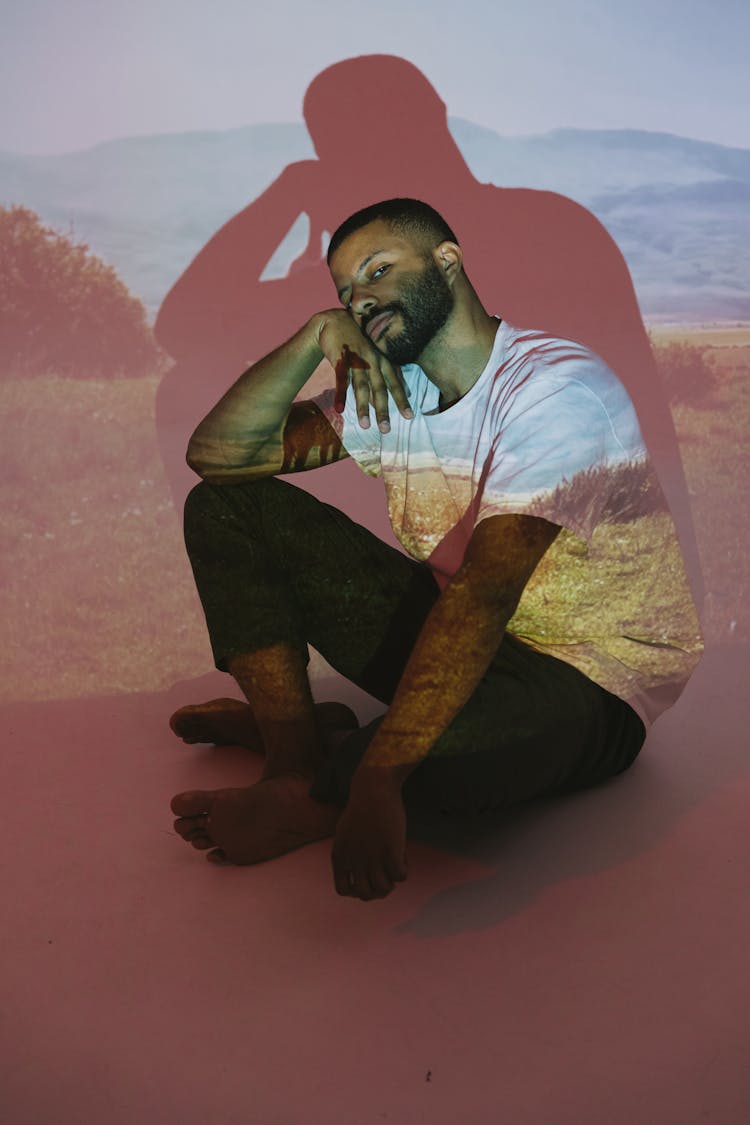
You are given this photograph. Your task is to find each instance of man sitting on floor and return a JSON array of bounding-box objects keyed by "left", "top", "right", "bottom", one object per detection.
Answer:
[{"left": 170, "top": 198, "right": 702, "bottom": 901}]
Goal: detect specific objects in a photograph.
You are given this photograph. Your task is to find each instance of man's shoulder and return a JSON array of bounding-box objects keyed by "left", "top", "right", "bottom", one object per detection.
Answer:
[
  {"left": 498, "top": 321, "right": 625, "bottom": 394},
  {"left": 486, "top": 321, "right": 640, "bottom": 439},
  {"left": 500, "top": 320, "right": 601, "bottom": 361}
]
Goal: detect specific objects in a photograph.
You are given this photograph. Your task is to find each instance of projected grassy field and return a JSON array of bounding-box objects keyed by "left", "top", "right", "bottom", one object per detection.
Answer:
[{"left": 1, "top": 327, "right": 747, "bottom": 701}]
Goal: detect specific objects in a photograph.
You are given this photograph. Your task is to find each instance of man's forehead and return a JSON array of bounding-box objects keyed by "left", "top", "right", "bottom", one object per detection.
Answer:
[{"left": 328, "top": 220, "right": 413, "bottom": 279}]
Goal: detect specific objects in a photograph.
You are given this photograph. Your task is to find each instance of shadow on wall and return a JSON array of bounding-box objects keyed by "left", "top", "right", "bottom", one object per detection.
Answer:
[{"left": 153, "top": 53, "right": 702, "bottom": 608}]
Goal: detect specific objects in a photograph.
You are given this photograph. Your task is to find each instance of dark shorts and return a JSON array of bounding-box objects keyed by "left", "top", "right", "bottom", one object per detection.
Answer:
[{"left": 183, "top": 477, "right": 646, "bottom": 813}]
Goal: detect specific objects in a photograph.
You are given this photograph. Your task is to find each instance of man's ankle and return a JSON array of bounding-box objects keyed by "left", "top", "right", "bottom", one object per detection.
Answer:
[{"left": 260, "top": 746, "right": 322, "bottom": 781}]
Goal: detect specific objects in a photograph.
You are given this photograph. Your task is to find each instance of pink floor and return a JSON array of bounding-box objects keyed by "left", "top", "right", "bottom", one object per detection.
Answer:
[{"left": 2, "top": 638, "right": 749, "bottom": 1124}]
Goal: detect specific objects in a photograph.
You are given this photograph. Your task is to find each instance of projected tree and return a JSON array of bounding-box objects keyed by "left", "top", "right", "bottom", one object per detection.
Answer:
[
  {"left": 0, "top": 205, "right": 161, "bottom": 378},
  {"left": 651, "top": 338, "right": 718, "bottom": 406}
]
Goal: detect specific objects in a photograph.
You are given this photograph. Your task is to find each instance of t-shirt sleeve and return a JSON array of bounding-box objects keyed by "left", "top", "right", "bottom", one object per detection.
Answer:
[
  {"left": 312, "top": 385, "right": 383, "bottom": 478},
  {"left": 476, "top": 371, "right": 651, "bottom": 543}
]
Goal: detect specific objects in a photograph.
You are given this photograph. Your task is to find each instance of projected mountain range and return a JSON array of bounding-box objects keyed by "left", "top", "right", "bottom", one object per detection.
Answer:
[{"left": 1, "top": 120, "right": 748, "bottom": 321}]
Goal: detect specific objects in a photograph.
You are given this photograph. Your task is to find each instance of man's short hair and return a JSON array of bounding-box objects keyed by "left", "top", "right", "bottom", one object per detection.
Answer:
[{"left": 327, "top": 198, "right": 458, "bottom": 263}]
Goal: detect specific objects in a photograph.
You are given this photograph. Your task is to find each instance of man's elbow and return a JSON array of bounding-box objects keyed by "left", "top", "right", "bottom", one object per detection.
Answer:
[
  {"left": 185, "top": 448, "right": 211, "bottom": 479},
  {"left": 185, "top": 433, "right": 215, "bottom": 477},
  {"left": 185, "top": 446, "right": 278, "bottom": 485}
]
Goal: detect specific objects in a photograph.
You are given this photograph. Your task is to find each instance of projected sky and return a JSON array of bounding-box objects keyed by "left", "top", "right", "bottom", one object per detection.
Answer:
[{"left": 1, "top": 0, "right": 748, "bottom": 153}]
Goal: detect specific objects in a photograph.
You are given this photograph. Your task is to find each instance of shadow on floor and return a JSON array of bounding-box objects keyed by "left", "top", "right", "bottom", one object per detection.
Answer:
[{"left": 3, "top": 642, "right": 746, "bottom": 940}]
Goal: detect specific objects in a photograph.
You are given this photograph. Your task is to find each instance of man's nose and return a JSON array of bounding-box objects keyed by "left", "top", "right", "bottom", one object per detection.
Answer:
[{"left": 350, "top": 285, "right": 377, "bottom": 321}]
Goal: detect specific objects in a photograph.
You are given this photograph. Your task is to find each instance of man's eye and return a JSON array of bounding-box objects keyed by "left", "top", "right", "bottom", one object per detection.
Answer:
[{"left": 371, "top": 265, "right": 389, "bottom": 279}]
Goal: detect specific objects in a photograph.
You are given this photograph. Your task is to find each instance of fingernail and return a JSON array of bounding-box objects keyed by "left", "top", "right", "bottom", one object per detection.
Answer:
[
  {"left": 360, "top": 416, "right": 370, "bottom": 428},
  {"left": 379, "top": 420, "right": 390, "bottom": 433},
  {"left": 404, "top": 408, "right": 413, "bottom": 419}
]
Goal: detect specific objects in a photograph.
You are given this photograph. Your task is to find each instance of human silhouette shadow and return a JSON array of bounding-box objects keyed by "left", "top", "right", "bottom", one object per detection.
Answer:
[{"left": 154, "top": 53, "right": 702, "bottom": 603}]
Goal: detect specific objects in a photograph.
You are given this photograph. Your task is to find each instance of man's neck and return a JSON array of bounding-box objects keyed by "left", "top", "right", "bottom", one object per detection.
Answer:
[{"left": 418, "top": 304, "right": 499, "bottom": 405}]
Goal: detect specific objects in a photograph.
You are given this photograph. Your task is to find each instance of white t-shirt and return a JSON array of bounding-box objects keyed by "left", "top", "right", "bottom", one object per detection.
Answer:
[{"left": 319, "top": 319, "right": 703, "bottom": 725}]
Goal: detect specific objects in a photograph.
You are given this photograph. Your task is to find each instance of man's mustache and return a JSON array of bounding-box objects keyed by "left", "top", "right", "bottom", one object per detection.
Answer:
[{"left": 361, "top": 302, "right": 405, "bottom": 335}]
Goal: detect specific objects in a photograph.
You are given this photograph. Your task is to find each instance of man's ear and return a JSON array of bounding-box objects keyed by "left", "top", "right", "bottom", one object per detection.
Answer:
[{"left": 432, "top": 240, "right": 463, "bottom": 286}]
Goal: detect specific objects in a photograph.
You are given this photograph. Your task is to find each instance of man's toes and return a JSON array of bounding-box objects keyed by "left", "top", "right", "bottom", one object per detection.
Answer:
[
  {"left": 206, "top": 848, "right": 230, "bottom": 865},
  {"left": 169, "top": 708, "right": 194, "bottom": 738},
  {"left": 173, "top": 813, "right": 209, "bottom": 841},
  {"left": 169, "top": 699, "right": 250, "bottom": 741},
  {"left": 171, "top": 790, "right": 213, "bottom": 817},
  {"left": 190, "top": 834, "right": 214, "bottom": 850}
]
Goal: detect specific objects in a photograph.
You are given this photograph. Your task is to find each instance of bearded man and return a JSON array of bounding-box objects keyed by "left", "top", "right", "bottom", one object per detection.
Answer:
[{"left": 170, "top": 199, "right": 702, "bottom": 901}]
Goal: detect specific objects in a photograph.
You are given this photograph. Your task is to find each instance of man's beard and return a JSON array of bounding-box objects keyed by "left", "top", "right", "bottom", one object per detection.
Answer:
[{"left": 364, "top": 258, "right": 454, "bottom": 365}]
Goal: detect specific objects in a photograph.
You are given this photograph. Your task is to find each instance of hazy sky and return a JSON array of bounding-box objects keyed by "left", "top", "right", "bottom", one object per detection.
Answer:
[{"left": 1, "top": 0, "right": 748, "bottom": 154}]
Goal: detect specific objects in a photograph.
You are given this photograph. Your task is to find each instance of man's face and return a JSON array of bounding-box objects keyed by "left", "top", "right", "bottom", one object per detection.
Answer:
[{"left": 329, "top": 220, "right": 455, "bottom": 365}]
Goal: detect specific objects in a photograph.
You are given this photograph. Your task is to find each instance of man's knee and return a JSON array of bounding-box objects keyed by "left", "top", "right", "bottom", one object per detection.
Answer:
[
  {"left": 184, "top": 478, "right": 212, "bottom": 519},
  {"left": 183, "top": 476, "right": 301, "bottom": 566},
  {"left": 184, "top": 475, "right": 274, "bottom": 525},
  {"left": 184, "top": 479, "right": 223, "bottom": 545},
  {"left": 184, "top": 478, "right": 255, "bottom": 554}
]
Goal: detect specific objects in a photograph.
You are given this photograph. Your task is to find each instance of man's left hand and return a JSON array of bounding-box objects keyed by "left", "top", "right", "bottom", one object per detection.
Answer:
[{"left": 331, "top": 768, "right": 408, "bottom": 900}]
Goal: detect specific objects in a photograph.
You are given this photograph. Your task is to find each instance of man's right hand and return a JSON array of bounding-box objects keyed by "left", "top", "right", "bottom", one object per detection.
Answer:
[{"left": 312, "top": 309, "right": 413, "bottom": 434}]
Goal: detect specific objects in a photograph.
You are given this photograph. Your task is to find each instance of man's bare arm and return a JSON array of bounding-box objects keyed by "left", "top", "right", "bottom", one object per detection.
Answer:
[
  {"left": 358, "top": 513, "right": 561, "bottom": 776},
  {"left": 186, "top": 309, "right": 411, "bottom": 484},
  {"left": 186, "top": 315, "right": 329, "bottom": 482},
  {"left": 330, "top": 512, "right": 560, "bottom": 896}
]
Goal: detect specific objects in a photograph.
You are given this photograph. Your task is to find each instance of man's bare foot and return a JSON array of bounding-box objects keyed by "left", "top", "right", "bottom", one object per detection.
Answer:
[
  {"left": 170, "top": 698, "right": 262, "bottom": 748},
  {"left": 171, "top": 775, "right": 341, "bottom": 865},
  {"left": 170, "top": 698, "right": 358, "bottom": 750}
]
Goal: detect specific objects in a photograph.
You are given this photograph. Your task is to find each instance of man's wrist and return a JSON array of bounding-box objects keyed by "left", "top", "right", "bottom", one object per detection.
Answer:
[
  {"left": 307, "top": 308, "right": 340, "bottom": 346},
  {"left": 298, "top": 312, "right": 328, "bottom": 356}
]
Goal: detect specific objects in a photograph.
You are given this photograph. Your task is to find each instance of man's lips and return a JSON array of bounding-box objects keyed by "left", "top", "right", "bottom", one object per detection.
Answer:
[{"left": 365, "top": 311, "right": 395, "bottom": 342}]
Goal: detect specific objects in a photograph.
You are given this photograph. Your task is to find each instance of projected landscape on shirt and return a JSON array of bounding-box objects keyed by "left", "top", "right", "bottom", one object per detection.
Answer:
[{"left": 327, "top": 322, "right": 704, "bottom": 723}]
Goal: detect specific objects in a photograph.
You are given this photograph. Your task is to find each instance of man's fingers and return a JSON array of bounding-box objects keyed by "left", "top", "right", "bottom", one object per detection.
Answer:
[
  {"left": 334, "top": 363, "right": 349, "bottom": 414},
  {"left": 351, "top": 370, "right": 373, "bottom": 429},
  {"left": 350, "top": 868, "right": 390, "bottom": 901},
  {"left": 352, "top": 368, "right": 391, "bottom": 433},
  {"left": 350, "top": 872, "right": 374, "bottom": 900},
  {"left": 333, "top": 857, "right": 397, "bottom": 900},
  {"left": 333, "top": 337, "right": 412, "bottom": 431},
  {"left": 368, "top": 374, "right": 392, "bottom": 434},
  {"left": 366, "top": 866, "right": 395, "bottom": 898},
  {"left": 332, "top": 849, "right": 356, "bottom": 896},
  {"left": 334, "top": 343, "right": 368, "bottom": 415},
  {"left": 352, "top": 364, "right": 400, "bottom": 433},
  {"left": 370, "top": 358, "right": 413, "bottom": 431},
  {"left": 382, "top": 364, "right": 413, "bottom": 420}
]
